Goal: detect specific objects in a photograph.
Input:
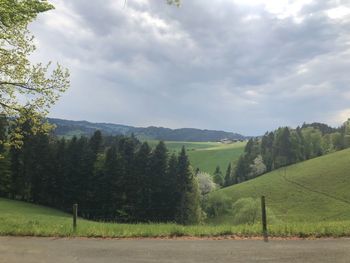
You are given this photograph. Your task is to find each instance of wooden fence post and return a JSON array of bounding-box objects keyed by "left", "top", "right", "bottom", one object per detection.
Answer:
[
  {"left": 261, "top": 196, "right": 268, "bottom": 242},
  {"left": 73, "top": 203, "right": 78, "bottom": 231}
]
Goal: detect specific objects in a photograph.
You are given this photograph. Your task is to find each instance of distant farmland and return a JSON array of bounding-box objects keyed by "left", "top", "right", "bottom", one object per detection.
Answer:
[{"left": 148, "top": 141, "right": 246, "bottom": 174}]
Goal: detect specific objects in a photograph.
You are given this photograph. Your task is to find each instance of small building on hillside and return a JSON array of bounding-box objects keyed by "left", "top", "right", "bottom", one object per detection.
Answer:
[{"left": 219, "top": 138, "right": 238, "bottom": 144}]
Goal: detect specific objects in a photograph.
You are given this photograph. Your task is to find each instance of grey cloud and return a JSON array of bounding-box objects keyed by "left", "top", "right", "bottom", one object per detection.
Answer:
[{"left": 30, "top": 0, "right": 350, "bottom": 135}]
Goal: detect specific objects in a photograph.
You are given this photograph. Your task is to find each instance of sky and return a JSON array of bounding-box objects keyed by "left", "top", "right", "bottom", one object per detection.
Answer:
[{"left": 30, "top": 0, "right": 350, "bottom": 136}]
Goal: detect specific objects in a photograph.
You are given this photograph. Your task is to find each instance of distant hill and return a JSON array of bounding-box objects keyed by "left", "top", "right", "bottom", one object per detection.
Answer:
[{"left": 48, "top": 118, "right": 247, "bottom": 142}]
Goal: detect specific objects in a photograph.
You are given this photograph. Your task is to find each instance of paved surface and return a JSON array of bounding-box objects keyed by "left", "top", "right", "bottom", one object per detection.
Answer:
[{"left": 1, "top": 237, "right": 350, "bottom": 263}]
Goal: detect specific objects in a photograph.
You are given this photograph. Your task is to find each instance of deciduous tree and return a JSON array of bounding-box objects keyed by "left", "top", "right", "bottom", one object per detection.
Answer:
[{"left": 0, "top": 0, "right": 69, "bottom": 148}]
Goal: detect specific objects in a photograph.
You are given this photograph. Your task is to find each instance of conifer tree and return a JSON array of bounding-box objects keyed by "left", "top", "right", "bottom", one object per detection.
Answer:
[
  {"left": 29, "top": 133, "right": 51, "bottom": 204},
  {"left": 117, "top": 137, "right": 137, "bottom": 220},
  {"left": 213, "top": 166, "right": 224, "bottom": 187},
  {"left": 273, "top": 127, "right": 293, "bottom": 168},
  {"left": 149, "top": 141, "right": 168, "bottom": 221},
  {"left": 224, "top": 163, "right": 232, "bottom": 187},
  {"left": 134, "top": 142, "right": 152, "bottom": 221},
  {"left": 103, "top": 144, "right": 123, "bottom": 219},
  {"left": 0, "top": 115, "right": 11, "bottom": 196},
  {"left": 63, "top": 136, "right": 82, "bottom": 208},
  {"left": 51, "top": 138, "right": 66, "bottom": 208},
  {"left": 176, "top": 146, "right": 201, "bottom": 224},
  {"left": 164, "top": 153, "right": 179, "bottom": 221},
  {"left": 90, "top": 130, "right": 102, "bottom": 156}
]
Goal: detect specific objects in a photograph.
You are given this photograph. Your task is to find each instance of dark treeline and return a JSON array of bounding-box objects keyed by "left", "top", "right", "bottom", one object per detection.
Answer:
[
  {"left": 231, "top": 120, "right": 350, "bottom": 185},
  {"left": 0, "top": 118, "right": 201, "bottom": 224}
]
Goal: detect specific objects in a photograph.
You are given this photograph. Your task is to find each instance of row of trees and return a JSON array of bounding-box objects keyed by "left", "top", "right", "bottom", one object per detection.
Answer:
[
  {"left": 0, "top": 118, "right": 202, "bottom": 224},
  {"left": 234, "top": 120, "right": 350, "bottom": 184}
]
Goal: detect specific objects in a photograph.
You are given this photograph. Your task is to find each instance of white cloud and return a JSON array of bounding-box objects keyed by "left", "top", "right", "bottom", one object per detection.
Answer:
[
  {"left": 233, "top": 0, "right": 313, "bottom": 20},
  {"left": 326, "top": 6, "right": 350, "bottom": 19},
  {"left": 330, "top": 108, "right": 350, "bottom": 125}
]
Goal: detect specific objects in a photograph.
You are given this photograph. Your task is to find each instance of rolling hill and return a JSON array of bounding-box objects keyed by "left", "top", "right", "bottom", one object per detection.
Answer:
[
  {"left": 208, "top": 148, "right": 350, "bottom": 224},
  {"left": 48, "top": 118, "right": 246, "bottom": 142}
]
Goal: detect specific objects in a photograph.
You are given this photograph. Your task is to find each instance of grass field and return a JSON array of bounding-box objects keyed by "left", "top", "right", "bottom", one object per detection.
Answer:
[
  {"left": 187, "top": 142, "right": 246, "bottom": 174},
  {"left": 147, "top": 140, "right": 246, "bottom": 174},
  {"left": 2, "top": 198, "right": 350, "bottom": 238},
  {"left": 208, "top": 148, "right": 350, "bottom": 224}
]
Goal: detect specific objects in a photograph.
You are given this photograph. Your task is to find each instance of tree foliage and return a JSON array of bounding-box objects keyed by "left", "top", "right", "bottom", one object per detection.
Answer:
[
  {"left": 0, "top": 0, "right": 70, "bottom": 148},
  {"left": 233, "top": 120, "right": 350, "bottom": 185}
]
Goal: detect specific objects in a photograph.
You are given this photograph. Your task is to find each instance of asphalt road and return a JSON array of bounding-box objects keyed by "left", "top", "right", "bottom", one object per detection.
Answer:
[{"left": 1, "top": 237, "right": 350, "bottom": 263}]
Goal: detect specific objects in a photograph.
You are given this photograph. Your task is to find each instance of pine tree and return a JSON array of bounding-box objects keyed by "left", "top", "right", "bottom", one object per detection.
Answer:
[
  {"left": 164, "top": 153, "right": 179, "bottom": 221},
  {"left": 29, "top": 133, "right": 52, "bottom": 204},
  {"left": 51, "top": 138, "right": 66, "bottom": 208},
  {"left": 0, "top": 115, "right": 11, "bottom": 196},
  {"left": 0, "top": 151, "right": 11, "bottom": 197},
  {"left": 213, "top": 166, "right": 224, "bottom": 187},
  {"left": 149, "top": 141, "right": 168, "bottom": 221},
  {"left": 0, "top": 114, "right": 7, "bottom": 154},
  {"left": 89, "top": 130, "right": 102, "bottom": 155},
  {"left": 224, "top": 163, "right": 232, "bottom": 187},
  {"left": 261, "top": 132, "right": 274, "bottom": 171},
  {"left": 117, "top": 137, "right": 137, "bottom": 220},
  {"left": 133, "top": 142, "right": 152, "bottom": 221},
  {"left": 63, "top": 136, "right": 82, "bottom": 208},
  {"left": 273, "top": 127, "right": 293, "bottom": 168},
  {"left": 103, "top": 144, "right": 123, "bottom": 219},
  {"left": 176, "top": 146, "right": 201, "bottom": 224}
]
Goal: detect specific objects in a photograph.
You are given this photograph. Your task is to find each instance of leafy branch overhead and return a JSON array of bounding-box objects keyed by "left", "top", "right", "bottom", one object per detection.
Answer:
[{"left": 0, "top": 0, "right": 70, "bottom": 147}]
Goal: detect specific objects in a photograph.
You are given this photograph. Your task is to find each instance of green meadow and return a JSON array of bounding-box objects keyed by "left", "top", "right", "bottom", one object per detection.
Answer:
[{"left": 147, "top": 140, "right": 246, "bottom": 174}]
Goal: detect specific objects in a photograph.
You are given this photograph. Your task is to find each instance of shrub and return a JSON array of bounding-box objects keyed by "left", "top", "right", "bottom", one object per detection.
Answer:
[
  {"left": 204, "top": 195, "right": 232, "bottom": 218},
  {"left": 231, "top": 197, "right": 277, "bottom": 225}
]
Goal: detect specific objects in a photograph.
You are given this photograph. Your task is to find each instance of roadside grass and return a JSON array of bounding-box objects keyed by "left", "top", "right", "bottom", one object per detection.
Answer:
[{"left": 1, "top": 198, "right": 350, "bottom": 238}]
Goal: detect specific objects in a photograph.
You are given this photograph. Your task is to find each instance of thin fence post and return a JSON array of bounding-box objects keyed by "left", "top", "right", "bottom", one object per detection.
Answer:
[
  {"left": 261, "top": 196, "right": 268, "bottom": 242},
  {"left": 73, "top": 203, "right": 78, "bottom": 231}
]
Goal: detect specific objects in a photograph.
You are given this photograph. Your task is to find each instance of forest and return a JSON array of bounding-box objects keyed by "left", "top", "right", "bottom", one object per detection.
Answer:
[
  {"left": 233, "top": 120, "right": 350, "bottom": 184},
  {"left": 0, "top": 117, "right": 201, "bottom": 224}
]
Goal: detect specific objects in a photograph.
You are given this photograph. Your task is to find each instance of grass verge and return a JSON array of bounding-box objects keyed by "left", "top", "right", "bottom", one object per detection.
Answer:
[{"left": 1, "top": 198, "right": 350, "bottom": 238}]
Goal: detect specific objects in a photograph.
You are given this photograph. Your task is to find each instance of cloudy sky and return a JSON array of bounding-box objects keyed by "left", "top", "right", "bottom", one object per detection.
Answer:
[{"left": 30, "top": 0, "right": 350, "bottom": 135}]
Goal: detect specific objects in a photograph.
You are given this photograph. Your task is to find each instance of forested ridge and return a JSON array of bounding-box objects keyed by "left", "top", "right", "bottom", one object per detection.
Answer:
[
  {"left": 232, "top": 120, "right": 350, "bottom": 185},
  {"left": 49, "top": 118, "right": 246, "bottom": 142},
  {"left": 0, "top": 117, "right": 201, "bottom": 224}
]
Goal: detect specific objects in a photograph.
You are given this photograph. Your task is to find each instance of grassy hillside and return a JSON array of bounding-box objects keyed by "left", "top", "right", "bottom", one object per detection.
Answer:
[
  {"left": 208, "top": 148, "right": 350, "bottom": 224},
  {"left": 148, "top": 141, "right": 246, "bottom": 174}
]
